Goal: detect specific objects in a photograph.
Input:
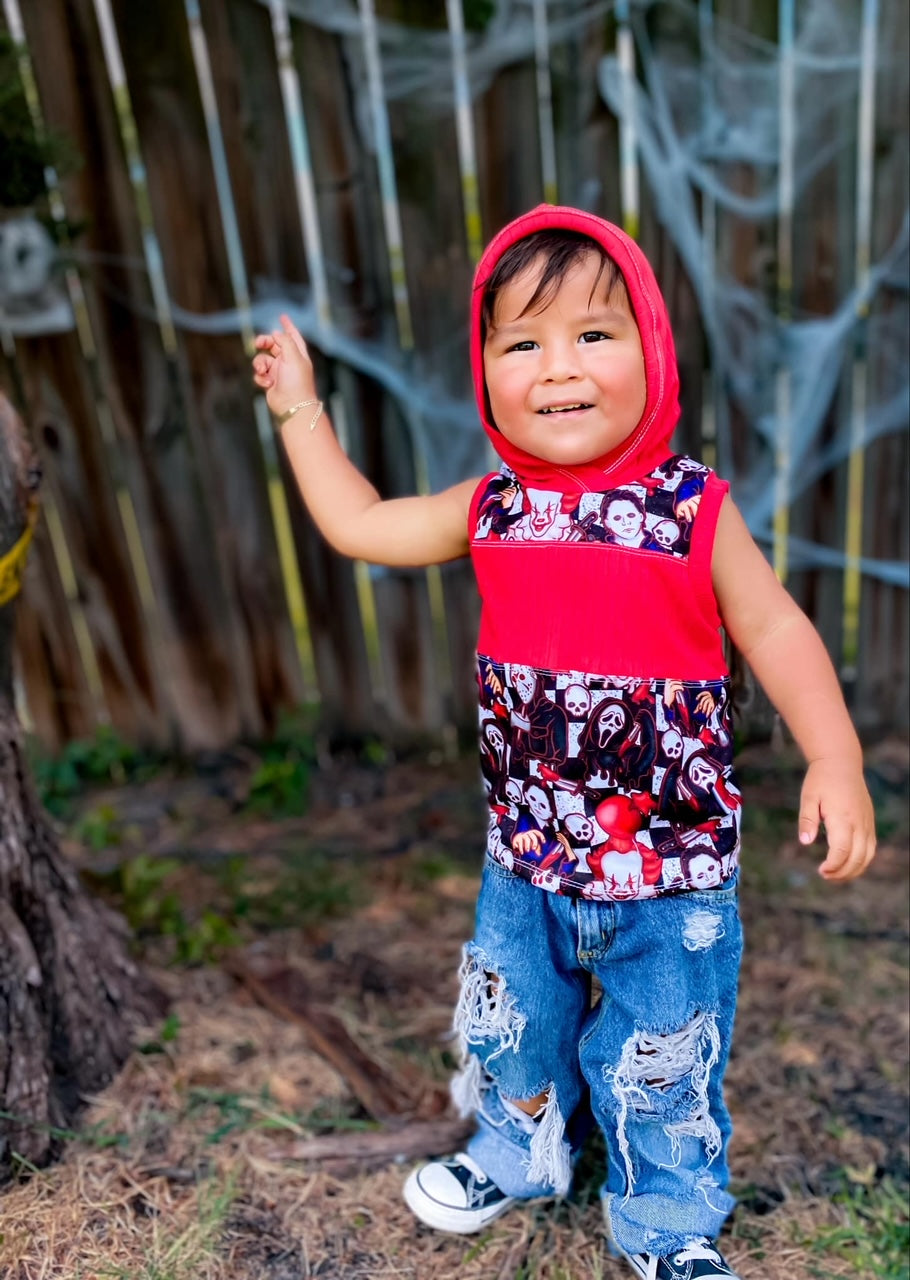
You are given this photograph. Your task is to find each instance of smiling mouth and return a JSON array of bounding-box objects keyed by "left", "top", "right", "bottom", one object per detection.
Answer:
[{"left": 538, "top": 403, "right": 592, "bottom": 414}]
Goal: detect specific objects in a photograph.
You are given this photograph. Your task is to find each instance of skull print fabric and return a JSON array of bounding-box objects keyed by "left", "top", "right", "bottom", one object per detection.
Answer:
[
  {"left": 470, "top": 455, "right": 741, "bottom": 901},
  {"left": 474, "top": 455, "right": 708, "bottom": 553},
  {"left": 477, "top": 661, "right": 740, "bottom": 900}
]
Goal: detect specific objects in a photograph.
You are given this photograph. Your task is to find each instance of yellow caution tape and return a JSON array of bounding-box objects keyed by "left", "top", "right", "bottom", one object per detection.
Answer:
[{"left": 0, "top": 499, "right": 38, "bottom": 607}]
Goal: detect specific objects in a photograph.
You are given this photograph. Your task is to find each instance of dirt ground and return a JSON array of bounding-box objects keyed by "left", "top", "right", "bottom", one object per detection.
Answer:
[{"left": 1, "top": 739, "right": 908, "bottom": 1280}]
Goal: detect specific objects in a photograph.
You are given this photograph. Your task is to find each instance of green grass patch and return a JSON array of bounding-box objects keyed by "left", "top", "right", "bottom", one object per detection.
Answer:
[
  {"left": 807, "top": 1176, "right": 910, "bottom": 1280},
  {"left": 183, "top": 1086, "right": 372, "bottom": 1144},
  {"left": 92, "top": 843, "right": 364, "bottom": 965},
  {"left": 243, "top": 753, "right": 310, "bottom": 819},
  {"left": 92, "top": 855, "right": 240, "bottom": 966}
]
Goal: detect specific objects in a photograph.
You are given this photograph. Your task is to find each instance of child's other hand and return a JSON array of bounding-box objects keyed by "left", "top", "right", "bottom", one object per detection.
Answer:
[
  {"left": 798, "top": 758, "right": 876, "bottom": 881},
  {"left": 251, "top": 314, "right": 317, "bottom": 418}
]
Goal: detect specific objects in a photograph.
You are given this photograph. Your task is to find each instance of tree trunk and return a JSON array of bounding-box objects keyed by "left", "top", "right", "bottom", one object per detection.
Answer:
[{"left": 0, "top": 393, "right": 165, "bottom": 1180}]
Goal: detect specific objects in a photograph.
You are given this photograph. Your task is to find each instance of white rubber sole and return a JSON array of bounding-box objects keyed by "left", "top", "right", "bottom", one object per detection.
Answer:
[{"left": 402, "top": 1167, "right": 517, "bottom": 1235}]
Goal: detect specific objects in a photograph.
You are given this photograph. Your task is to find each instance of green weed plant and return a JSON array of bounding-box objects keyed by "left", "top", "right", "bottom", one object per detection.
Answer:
[{"left": 30, "top": 726, "right": 161, "bottom": 818}]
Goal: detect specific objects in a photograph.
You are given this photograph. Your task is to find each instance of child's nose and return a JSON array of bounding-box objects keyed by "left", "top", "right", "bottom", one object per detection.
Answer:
[{"left": 540, "top": 341, "right": 581, "bottom": 381}]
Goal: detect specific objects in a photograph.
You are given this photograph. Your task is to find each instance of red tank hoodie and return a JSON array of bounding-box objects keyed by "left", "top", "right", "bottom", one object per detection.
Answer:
[{"left": 468, "top": 206, "right": 741, "bottom": 902}]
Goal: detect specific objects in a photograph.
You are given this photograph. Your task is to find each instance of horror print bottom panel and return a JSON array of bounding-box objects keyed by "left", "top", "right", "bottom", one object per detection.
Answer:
[{"left": 476, "top": 656, "right": 741, "bottom": 900}]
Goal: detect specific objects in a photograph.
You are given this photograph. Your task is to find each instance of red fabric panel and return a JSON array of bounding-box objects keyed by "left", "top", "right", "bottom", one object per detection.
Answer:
[{"left": 472, "top": 539, "right": 727, "bottom": 680}]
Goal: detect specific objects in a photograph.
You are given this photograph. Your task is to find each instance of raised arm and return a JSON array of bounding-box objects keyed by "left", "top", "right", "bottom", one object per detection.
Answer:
[
  {"left": 711, "top": 496, "right": 876, "bottom": 881},
  {"left": 252, "top": 316, "right": 477, "bottom": 566}
]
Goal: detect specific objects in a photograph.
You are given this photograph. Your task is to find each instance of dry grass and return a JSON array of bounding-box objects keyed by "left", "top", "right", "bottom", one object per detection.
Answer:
[{"left": 1, "top": 745, "right": 907, "bottom": 1280}]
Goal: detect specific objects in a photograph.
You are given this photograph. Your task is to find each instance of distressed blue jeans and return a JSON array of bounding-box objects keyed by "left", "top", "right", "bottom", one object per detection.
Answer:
[{"left": 450, "top": 855, "right": 743, "bottom": 1256}]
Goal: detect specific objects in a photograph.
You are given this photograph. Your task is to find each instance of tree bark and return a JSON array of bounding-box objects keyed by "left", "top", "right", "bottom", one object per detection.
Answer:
[{"left": 0, "top": 393, "right": 165, "bottom": 1180}]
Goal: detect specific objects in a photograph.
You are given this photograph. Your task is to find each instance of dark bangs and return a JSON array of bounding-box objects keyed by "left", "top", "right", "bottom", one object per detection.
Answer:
[{"left": 480, "top": 229, "right": 625, "bottom": 340}]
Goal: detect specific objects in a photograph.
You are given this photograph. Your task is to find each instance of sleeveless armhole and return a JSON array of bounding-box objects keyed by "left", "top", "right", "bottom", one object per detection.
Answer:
[
  {"left": 688, "top": 471, "right": 729, "bottom": 629},
  {"left": 468, "top": 472, "right": 502, "bottom": 538}
]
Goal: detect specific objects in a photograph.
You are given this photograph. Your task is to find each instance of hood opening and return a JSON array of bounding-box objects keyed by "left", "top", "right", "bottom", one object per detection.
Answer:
[{"left": 471, "top": 205, "right": 679, "bottom": 494}]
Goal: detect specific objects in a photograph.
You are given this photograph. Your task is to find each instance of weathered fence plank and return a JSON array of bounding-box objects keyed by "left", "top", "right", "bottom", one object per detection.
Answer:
[
  {"left": 14, "top": 520, "right": 96, "bottom": 748},
  {"left": 292, "top": 9, "right": 445, "bottom": 732},
  {"left": 13, "top": 332, "right": 161, "bottom": 740}
]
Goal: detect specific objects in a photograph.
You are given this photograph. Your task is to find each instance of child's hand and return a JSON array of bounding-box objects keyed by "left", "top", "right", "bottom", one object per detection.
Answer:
[
  {"left": 251, "top": 314, "right": 317, "bottom": 418},
  {"left": 798, "top": 758, "right": 876, "bottom": 881}
]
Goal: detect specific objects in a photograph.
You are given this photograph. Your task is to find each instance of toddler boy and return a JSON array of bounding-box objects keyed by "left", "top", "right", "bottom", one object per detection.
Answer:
[{"left": 253, "top": 205, "right": 875, "bottom": 1279}]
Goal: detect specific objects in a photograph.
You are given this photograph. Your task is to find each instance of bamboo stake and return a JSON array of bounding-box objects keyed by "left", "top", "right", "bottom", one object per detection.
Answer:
[
  {"left": 184, "top": 0, "right": 253, "bottom": 340},
  {"left": 92, "top": 0, "right": 179, "bottom": 355},
  {"left": 615, "top": 0, "right": 640, "bottom": 240},
  {"left": 532, "top": 0, "right": 559, "bottom": 206},
  {"left": 842, "top": 0, "right": 878, "bottom": 683},
  {"left": 357, "top": 0, "right": 414, "bottom": 352},
  {"left": 357, "top": 0, "right": 455, "bottom": 719},
  {"left": 268, "top": 2, "right": 380, "bottom": 698},
  {"left": 267, "top": 0, "right": 330, "bottom": 334},
  {"left": 445, "top": 0, "right": 484, "bottom": 265},
  {"left": 773, "top": 0, "right": 796, "bottom": 584}
]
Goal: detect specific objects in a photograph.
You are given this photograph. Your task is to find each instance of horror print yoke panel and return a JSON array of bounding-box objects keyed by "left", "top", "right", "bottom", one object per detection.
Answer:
[{"left": 470, "top": 456, "right": 741, "bottom": 901}]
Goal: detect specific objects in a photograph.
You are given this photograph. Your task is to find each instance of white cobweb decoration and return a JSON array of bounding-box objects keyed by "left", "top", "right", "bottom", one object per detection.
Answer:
[{"left": 597, "top": 0, "right": 908, "bottom": 583}]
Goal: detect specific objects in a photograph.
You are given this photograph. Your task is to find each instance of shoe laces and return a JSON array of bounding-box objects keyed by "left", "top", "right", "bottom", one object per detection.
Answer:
[
  {"left": 453, "top": 1151, "right": 488, "bottom": 1183},
  {"left": 675, "top": 1239, "right": 722, "bottom": 1264},
  {"left": 641, "top": 1239, "right": 723, "bottom": 1280}
]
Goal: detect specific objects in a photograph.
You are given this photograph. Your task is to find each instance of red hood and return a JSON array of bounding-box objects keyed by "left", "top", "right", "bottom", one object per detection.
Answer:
[{"left": 471, "top": 205, "right": 679, "bottom": 493}]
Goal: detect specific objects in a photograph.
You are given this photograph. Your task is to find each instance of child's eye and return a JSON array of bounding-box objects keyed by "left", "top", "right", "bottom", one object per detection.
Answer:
[
  {"left": 507, "top": 340, "right": 537, "bottom": 353},
  {"left": 579, "top": 330, "right": 609, "bottom": 344}
]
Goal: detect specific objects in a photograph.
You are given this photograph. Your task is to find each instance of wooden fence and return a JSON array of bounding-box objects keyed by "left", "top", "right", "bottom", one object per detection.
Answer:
[{"left": 0, "top": 0, "right": 907, "bottom": 752}]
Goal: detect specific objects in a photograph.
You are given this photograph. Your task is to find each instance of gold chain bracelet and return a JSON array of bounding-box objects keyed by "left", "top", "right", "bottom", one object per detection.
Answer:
[{"left": 275, "top": 398, "right": 324, "bottom": 430}]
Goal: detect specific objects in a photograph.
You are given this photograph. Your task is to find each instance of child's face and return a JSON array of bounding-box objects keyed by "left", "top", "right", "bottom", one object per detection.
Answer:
[{"left": 483, "top": 251, "right": 647, "bottom": 467}]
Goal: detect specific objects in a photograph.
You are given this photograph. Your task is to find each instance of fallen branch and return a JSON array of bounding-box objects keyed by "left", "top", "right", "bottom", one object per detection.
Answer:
[
  {"left": 280, "top": 1116, "right": 474, "bottom": 1165},
  {"left": 226, "top": 959, "right": 406, "bottom": 1121}
]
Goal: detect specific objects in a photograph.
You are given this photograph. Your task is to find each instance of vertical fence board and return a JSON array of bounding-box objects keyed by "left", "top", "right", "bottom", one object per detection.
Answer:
[
  {"left": 379, "top": 5, "right": 488, "bottom": 729},
  {"left": 13, "top": 519, "right": 96, "bottom": 748},
  {"left": 558, "top": 14, "right": 620, "bottom": 219},
  {"left": 858, "top": 432, "right": 909, "bottom": 729},
  {"left": 110, "top": 0, "right": 304, "bottom": 735},
  {"left": 855, "top": 0, "right": 910, "bottom": 727},
  {"left": 13, "top": 334, "right": 163, "bottom": 739},
  {"left": 784, "top": 19, "right": 852, "bottom": 665},
  {"left": 1, "top": 0, "right": 165, "bottom": 745}
]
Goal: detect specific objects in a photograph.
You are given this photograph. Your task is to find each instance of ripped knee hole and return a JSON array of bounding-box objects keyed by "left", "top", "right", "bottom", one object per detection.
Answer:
[{"left": 453, "top": 951, "right": 527, "bottom": 1057}]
